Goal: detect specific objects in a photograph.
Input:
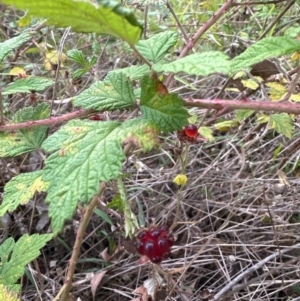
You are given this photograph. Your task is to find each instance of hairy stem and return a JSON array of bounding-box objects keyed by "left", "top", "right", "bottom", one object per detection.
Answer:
[{"left": 59, "top": 183, "right": 106, "bottom": 301}]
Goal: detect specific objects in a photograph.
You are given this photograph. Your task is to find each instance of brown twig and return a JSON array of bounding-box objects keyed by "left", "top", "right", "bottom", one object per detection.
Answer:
[
  {"left": 232, "top": 0, "right": 290, "bottom": 5},
  {"left": 59, "top": 183, "right": 106, "bottom": 301}
]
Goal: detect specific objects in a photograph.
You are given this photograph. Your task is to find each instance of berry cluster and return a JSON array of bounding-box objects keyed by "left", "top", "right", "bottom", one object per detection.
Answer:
[{"left": 136, "top": 225, "right": 174, "bottom": 264}]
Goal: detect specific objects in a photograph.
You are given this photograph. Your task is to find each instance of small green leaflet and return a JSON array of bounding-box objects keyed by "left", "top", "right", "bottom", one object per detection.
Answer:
[
  {"left": 42, "top": 118, "right": 159, "bottom": 233},
  {"left": 0, "top": 33, "right": 30, "bottom": 63},
  {"left": 0, "top": 171, "right": 49, "bottom": 216},
  {"left": 235, "top": 109, "right": 255, "bottom": 122},
  {"left": 73, "top": 72, "right": 136, "bottom": 110},
  {"left": 230, "top": 36, "right": 300, "bottom": 75},
  {"left": 140, "top": 74, "right": 189, "bottom": 132},
  {"left": 1, "top": 0, "right": 143, "bottom": 45},
  {"left": 136, "top": 31, "right": 178, "bottom": 63},
  {"left": 153, "top": 51, "right": 230, "bottom": 76},
  {"left": 0, "top": 103, "right": 50, "bottom": 157},
  {"left": 269, "top": 113, "right": 294, "bottom": 139},
  {"left": 2, "top": 77, "right": 54, "bottom": 95},
  {"left": 108, "top": 64, "right": 150, "bottom": 80},
  {"left": 0, "top": 234, "right": 52, "bottom": 286}
]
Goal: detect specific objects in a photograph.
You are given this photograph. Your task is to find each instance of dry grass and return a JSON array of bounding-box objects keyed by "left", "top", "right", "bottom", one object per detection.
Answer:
[{"left": 1, "top": 1, "right": 300, "bottom": 301}]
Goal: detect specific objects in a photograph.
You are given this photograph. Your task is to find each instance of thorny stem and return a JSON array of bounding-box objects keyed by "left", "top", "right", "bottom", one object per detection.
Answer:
[
  {"left": 184, "top": 98, "right": 300, "bottom": 114},
  {"left": 0, "top": 108, "right": 93, "bottom": 132},
  {"left": 232, "top": 0, "right": 291, "bottom": 5},
  {"left": 165, "top": 0, "right": 235, "bottom": 87},
  {"left": 1, "top": 98, "right": 300, "bottom": 132},
  {"left": 59, "top": 183, "right": 106, "bottom": 301}
]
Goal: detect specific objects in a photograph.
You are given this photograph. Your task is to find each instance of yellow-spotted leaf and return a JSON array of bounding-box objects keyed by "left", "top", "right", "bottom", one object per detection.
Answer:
[
  {"left": 269, "top": 113, "right": 294, "bottom": 138},
  {"left": 199, "top": 126, "right": 214, "bottom": 142},
  {"left": 0, "top": 171, "right": 49, "bottom": 216},
  {"left": 44, "top": 50, "right": 67, "bottom": 70},
  {"left": 266, "top": 82, "right": 287, "bottom": 101}
]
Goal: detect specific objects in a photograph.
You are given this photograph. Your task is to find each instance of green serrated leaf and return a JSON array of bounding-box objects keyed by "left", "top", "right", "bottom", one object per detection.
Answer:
[
  {"left": 0, "top": 103, "right": 50, "bottom": 157},
  {"left": 67, "top": 49, "right": 87, "bottom": 66},
  {"left": 269, "top": 113, "right": 294, "bottom": 138},
  {"left": 73, "top": 72, "right": 136, "bottom": 110},
  {"left": 231, "top": 36, "right": 300, "bottom": 75},
  {"left": 1, "top": 0, "right": 143, "bottom": 45},
  {"left": 0, "top": 171, "right": 49, "bottom": 217},
  {"left": 72, "top": 68, "right": 89, "bottom": 79},
  {"left": 0, "top": 33, "right": 31, "bottom": 63},
  {"left": 199, "top": 126, "right": 214, "bottom": 142},
  {"left": 235, "top": 109, "right": 255, "bottom": 122},
  {"left": 136, "top": 31, "right": 178, "bottom": 63},
  {"left": 140, "top": 74, "right": 189, "bottom": 132},
  {"left": 2, "top": 77, "right": 54, "bottom": 95},
  {"left": 153, "top": 51, "right": 230, "bottom": 76},
  {"left": 108, "top": 64, "right": 150, "bottom": 80},
  {"left": 0, "top": 234, "right": 52, "bottom": 286},
  {"left": 42, "top": 118, "right": 159, "bottom": 233}
]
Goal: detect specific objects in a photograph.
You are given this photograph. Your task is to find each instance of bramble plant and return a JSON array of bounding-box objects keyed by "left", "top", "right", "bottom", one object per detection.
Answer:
[{"left": 0, "top": 0, "right": 300, "bottom": 300}]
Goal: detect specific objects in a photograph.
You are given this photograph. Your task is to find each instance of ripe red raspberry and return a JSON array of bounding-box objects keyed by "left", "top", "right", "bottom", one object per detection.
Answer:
[
  {"left": 136, "top": 225, "right": 174, "bottom": 263},
  {"left": 184, "top": 124, "right": 198, "bottom": 138}
]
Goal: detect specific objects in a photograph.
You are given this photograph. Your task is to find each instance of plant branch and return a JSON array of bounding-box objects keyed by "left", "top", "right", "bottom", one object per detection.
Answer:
[
  {"left": 184, "top": 98, "right": 300, "bottom": 114},
  {"left": 232, "top": 0, "right": 291, "bottom": 5},
  {"left": 165, "top": 0, "right": 235, "bottom": 87},
  {"left": 59, "top": 183, "right": 106, "bottom": 301},
  {"left": 0, "top": 89, "right": 3, "bottom": 125},
  {"left": 282, "top": 65, "right": 300, "bottom": 101},
  {"left": 0, "top": 108, "right": 93, "bottom": 132}
]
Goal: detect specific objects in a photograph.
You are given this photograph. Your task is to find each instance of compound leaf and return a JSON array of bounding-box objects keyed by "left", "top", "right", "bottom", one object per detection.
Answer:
[
  {"left": 1, "top": 0, "right": 143, "bottom": 45},
  {"left": 136, "top": 31, "right": 178, "bottom": 63},
  {"left": 0, "top": 171, "right": 49, "bottom": 216},
  {"left": 2, "top": 77, "right": 54, "bottom": 95},
  {"left": 0, "top": 103, "right": 50, "bottom": 157},
  {"left": 73, "top": 72, "right": 136, "bottom": 110},
  {"left": 42, "top": 118, "right": 159, "bottom": 234},
  {"left": 140, "top": 74, "right": 189, "bottom": 132},
  {"left": 269, "top": 113, "right": 294, "bottom": 139},
  {"left": 153, "top": 51, "right": 230, "bottom": 76},
  {"left": 0, "top": 33, "right": 31, "bottom": 63},
  {"left": 0, "top": 234, "right": 52, "bottom": 286},
  {"left": 231, "top": 36, "right": 300, "bottom": 75}
]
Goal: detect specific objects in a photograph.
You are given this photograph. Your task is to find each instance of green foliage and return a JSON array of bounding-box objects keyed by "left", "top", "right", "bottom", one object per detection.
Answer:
[
  {"left": 73, "top": 72, "right": 136, "bottom": 110},
  {"left": 0, "top": 284, "right": 20, "bottom": 301},
  {"left": 136, "top": 31, "right": 178, "bottom": 63},
  {"left": 140, "top": 74, "right": 189, "bottom": 132},
  {"left": 153, "top": 51, "right": 230, "bottom": 75},
  {"left": 269, "top": 113, "right": 294, "bottom": 139},
  {"left": 2, "top": 0, "right": 143, "bottom": 45},
  {"left": 41, "top": 118, "right": 159, "bottom": 233},
  {"left": 235, "top": 109, "right": 255, "bottom": 122},
  {"left": 2, "top": 77, "right": 54, "bottom": 95},
  {"left": 0, "top": 103, "right": 50, "bottom": 157},
  {"left": 230, "top": 36, "right": 300, "bottom": 75},
  {"left": 108, "top": 65, "right": 150, "bottom": 80},
  {"left": 0, "top": 234, "right": 52, "bottom": 290},
  {"left": 67, "top": 49, "right": 97, "bottom": 79},
  {"left": 0, "top": 171, "right": 49, "bottom": 216},
  {"left": 0, "top": 33, "right": 31, "bottom": 64}
]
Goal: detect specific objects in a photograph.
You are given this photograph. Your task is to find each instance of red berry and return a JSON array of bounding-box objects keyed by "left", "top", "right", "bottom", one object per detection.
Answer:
[
  {"left": 184, "top": 124, "right": 198, "bottom": 138},
  {"left": 136, "top": 225, "right": 174, "bottom": 263}
]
